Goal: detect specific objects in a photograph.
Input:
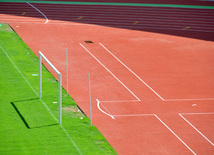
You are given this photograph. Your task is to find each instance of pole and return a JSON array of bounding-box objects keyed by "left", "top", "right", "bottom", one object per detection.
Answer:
[
  {"left": 59, "top": 74, "right": 62, "bottom": 124},
  {"left": 88, "top": 74, "right": 92, "bottom": 126},
  {"left": 39, "top": 52, "right": 42, "bottom": 99},
  {"left": 66, "top": 48, "right": 68, "bottom": 94}
]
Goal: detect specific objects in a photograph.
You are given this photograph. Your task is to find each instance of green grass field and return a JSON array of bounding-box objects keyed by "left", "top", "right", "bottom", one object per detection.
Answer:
[{"left": 0, "top": 23, "right": 117, "bottom": 154}]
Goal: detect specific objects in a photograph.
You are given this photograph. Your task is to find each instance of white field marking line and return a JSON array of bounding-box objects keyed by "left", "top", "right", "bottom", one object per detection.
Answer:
[
  {"left": 113, "top": 113, "right": 154, "bottom": 117},
  {"left": 180, "top": 112, "right": 214, "bottom": 115},
  {"left": 99, "top": 43, "right": 164, "bottom": 101},
  {"left": 164, "top": 98, "right": 214, "bottom": 101},
  {"left": 179, "top": 114, "right": 214, "bottom": 146},
  {"left": 80, "top": 43, "right": 140, "bottom": 102},
  {"left": 34, "top": 8, "right": 214, "bottom": 19},
  {"left": 27, "top": 2, "right": 49, "bottom": 24},
  {"left": 100, "top": 100, "right": 139, "bottom": 103},
  {"left": 0, "top": 45, "right": 82, "bottom": 155},
  {"left": 154, "top": 114, "right": 196, "bottom": 155},
  {"left": 96, "top": 99, "right": 115, "bottom": 119}
]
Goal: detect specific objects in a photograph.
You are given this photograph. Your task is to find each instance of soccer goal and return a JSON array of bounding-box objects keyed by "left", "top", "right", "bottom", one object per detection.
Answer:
[{"left": 39, "top": 51, "right": 62, "bottom": 124}]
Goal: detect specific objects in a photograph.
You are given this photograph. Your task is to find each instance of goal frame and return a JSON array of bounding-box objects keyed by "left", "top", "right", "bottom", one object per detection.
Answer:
[{"left": 39, "top": 51, "right": 62, "bottom": 124}]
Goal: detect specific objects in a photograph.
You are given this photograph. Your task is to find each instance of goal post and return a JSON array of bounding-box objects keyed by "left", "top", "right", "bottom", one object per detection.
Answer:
[{"left": 39, "top": 51, "right": 62, "bottom": 124}]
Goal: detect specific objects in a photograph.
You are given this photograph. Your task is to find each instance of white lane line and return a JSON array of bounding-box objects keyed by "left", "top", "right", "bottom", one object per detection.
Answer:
[
  {"left": 154, "top": 114, "right": 196, "bottom": 155},
  {"left": 164, "top": 98, "right": 214, "bottom": 101},
  {"left": 180, "top": 112, "right": 214, "bottom": 115},
  {"left": 179, "top": 114, "right": 214, "bottom": 146},
  {"left": 27, "top": 2, "right": 49, "bottom": 24},
  {"left": 0, "top": 45, "right": 82, "bottom": 155},
  {"left": 80, "top": 43, "right": 140, "bottom": 102},
  {"left": 113, "top": 113, "right": 154, "bottom": 117},
  {"left": 100, "top": 100, "right": 139, "bottom": 103},
  {"left": 99, "top": 42, "right": 164, "bottom": 101}
]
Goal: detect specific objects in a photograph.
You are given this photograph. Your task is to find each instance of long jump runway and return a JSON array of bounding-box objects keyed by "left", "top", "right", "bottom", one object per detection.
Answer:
[{"left": 1, "top": 1, "right": 214, "bottom": 154}]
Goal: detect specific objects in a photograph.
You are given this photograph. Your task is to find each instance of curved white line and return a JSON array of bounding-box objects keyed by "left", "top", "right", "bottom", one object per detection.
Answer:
[
  {"left": 27, "top": 2, "right": 49, "bottom": 24},
  {"left": 96, "top": 99, "right": 115, "bottom": 119}
]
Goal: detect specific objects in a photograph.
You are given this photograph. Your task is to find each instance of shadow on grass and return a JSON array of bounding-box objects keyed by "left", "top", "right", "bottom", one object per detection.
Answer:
[{"left": 10, "top": 98, "right": 58, "bottom": 129}]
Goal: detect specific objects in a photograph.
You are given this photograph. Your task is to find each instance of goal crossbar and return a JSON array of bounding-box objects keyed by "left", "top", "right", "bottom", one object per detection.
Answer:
[{"left": 39, "top": 51, "right": 62, "bottom": 124}]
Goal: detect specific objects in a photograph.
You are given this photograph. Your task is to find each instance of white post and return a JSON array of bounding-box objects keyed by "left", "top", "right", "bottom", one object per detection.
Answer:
[
  {"left": 88, "top": 74, "right": 92, "bottom": 126},
  {"left": 39, "top": 53, "right": 42, "bottom": 99},
  {"left": 66, "top": 48, "right": 68, "bottom": 94},
  {"left": 59, "top": 74, "right": 62, "bottom": 124}
]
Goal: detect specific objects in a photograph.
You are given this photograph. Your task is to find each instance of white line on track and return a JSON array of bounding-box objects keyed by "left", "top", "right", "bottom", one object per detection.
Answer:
[
  {"left": 113, "top": 113, "right": 154, "bottom": 117},
  {"left": 27, "top": 2, "right": 49, "bottom": 24},
  {"left": 100, "top": 100, "right": 140, "bottom": 103},
  {"left": 79, "top": 43, "right": 140, "bottom": 102},
  {"left": 180, "top": 112, "right": 214, "bottom": 115},
  {"left": 179, "top": 114, "right": 214, "bottom": 146},
  {"left": 165, "top": 98, "right": 214, "bottom": 101},
  {"left": 96, "top": 99, "right": 115, "bottom": 119},
  {"left": 0, "top": 45, "right": 82, "bottom": 155},
  {"left": 99, "top": 42, "right": 164, "bottom": 101},
  {"left": 154, "top": 114, "right": 197, "bottom": 155}
]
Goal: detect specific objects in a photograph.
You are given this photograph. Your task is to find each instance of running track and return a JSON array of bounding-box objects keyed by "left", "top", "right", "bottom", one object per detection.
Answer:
[{"left": 0, "top": 1, "right": 214, "bottom": 155}]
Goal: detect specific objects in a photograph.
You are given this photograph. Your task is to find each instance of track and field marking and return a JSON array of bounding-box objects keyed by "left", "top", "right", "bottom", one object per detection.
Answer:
[
  {"left": 133, "top": 21, "right": 139, "bottom": 25},
  {"left": 79, "top": 43, "right": 140, "bottom": 102},
  {"left": 179, "top": 113, "right": 214, "bottom": 146},
  {"left": 101, "top": 100, "right": 140, "bottom": 103},
  {"left": 164, "top": 98, "right": 214, "bottom": 101},
  {"left": 113, "top": 113, "right": 154, "bottom": 117},
  {"left": 27, "top": 2, "right": 49, "bottom": 24},
  {"left": 96, "top": 99, "right": 115, "bottom": 119},
  {"left": 154, "top": 114, "right": 196, "bottom": 155},
  {"left": 182, "top": 27, "right": 191, "bottom": 30},
  {"left": 0, "top": 45, "right": 82, "bottom": 155},
  {"left": 99, "top": 42, "right": 164, "bottom": 101},
  {"left": 180, "top": 112, "right": 214, "bottom": 115},
  {"left": 78, "top": 16, "right": 83, "bottom": 20}
]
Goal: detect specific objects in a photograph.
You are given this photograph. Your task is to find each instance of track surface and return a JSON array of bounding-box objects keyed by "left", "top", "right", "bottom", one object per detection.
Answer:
[{"left": 1, "top": 1, "right": 214, "bottom": 155}]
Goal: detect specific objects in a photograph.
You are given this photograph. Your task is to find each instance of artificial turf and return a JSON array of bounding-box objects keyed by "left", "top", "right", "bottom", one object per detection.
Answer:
[{"left": 0, "top": 23, "right": 117, "bottom": 155}]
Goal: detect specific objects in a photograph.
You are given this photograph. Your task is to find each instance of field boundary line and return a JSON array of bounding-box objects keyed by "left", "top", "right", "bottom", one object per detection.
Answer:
[
  {"left": 27, "top": 2, "right": 49, "bottom": 24},
  {"left": 179, "top": 113, "right": 214, "bottom": 146},
  {"left": 154, "top": 114, "right": 196, "bottom": 155},
  {"left": 0, "top": 45, "right": 82, "bottom": 155}
]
